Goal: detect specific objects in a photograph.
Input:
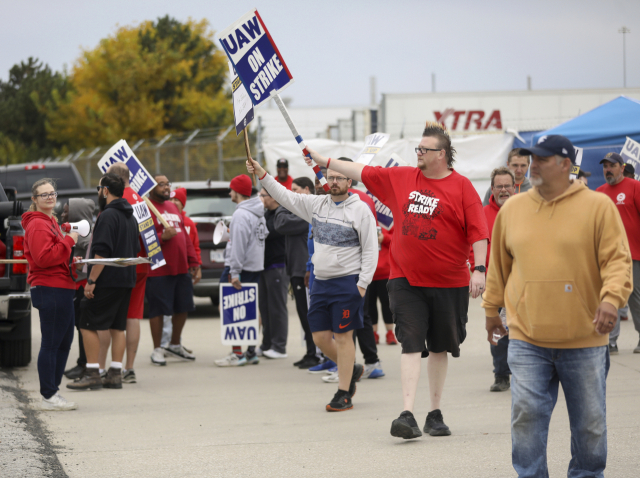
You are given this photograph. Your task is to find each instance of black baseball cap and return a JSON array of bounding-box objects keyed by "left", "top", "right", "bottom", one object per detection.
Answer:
[
  {"left": 599, "top": 152, "right": 624, "bottom": 165},
  {"left": 520, "top": 135, "right": 576, "bottom": 163},
  {"left": 276, "top": 158, "right": 288, "bottom": 168},
  {"left": 624, "top": 163, "right": 635, "bottom": 175}
]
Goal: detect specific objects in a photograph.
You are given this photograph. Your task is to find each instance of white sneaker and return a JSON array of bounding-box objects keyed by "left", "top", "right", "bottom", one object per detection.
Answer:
[
  {"left": 150, "top": 347, "right": 167, "bottom": 366},
  {"left": 362, "top": 361, "right": 385, "bottom": 379},
  {"left": 263, "top": 349, "right": 288, "bottom": 359},
  {"left": 41, "top": 392, "right": 77, "bottom": 411},
  {"left": 322, "top": 371, "right": 339, "bottom": 383},
  {"left": 164, "top": 344, "right": 196, "bottom": 361},
  {"left": 215, "top": 353, "right": 247, "bottom": 367}
]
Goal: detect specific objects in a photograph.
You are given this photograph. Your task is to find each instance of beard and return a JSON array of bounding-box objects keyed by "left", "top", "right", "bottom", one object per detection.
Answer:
[
  {"left": 330, "top": 185, "right": 349, "bottom": 196},
  {"left": 530, "top": 176, "right": 543, "bottom": 187},
  {"left": 605, "top": 174, "right": 617, "bottom": 185},
  {"left": 98, "top": 194, "right": 107, "bottom": 212},
  {"left": 495, "top": 193, "right": 511, "bottom": 206}
]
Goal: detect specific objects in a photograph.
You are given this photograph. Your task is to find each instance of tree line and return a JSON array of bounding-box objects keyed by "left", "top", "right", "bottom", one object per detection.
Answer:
[{"left": 0, "top": 16, "right": 234, "bottom": 164}]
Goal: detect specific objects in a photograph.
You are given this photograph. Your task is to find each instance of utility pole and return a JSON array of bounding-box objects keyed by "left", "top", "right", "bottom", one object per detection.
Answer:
[{"left": 619, "top": 26, "right": 630, "bottom": 88}]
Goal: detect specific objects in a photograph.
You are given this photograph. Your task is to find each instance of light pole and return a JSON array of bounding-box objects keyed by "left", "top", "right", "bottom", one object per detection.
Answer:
[{"left": 619, "top": 26, "right": 630, "bottom": 88}]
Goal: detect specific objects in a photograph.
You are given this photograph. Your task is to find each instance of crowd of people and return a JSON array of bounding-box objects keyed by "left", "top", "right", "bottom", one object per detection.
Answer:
[{"left": 22, "top": 121, "right": 640, "bottom": 477}]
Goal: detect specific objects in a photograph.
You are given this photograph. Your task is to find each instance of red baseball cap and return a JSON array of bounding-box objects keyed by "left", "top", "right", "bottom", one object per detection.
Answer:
[
  {"left": 230, "top": 175, "right": 253, "bottom": 197},
  {"left": 170, "top": 187, "right": 187, "bottom": 207}
]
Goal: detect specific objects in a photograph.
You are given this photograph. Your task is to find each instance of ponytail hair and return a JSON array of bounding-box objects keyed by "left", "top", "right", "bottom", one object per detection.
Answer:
[{"left": 29, "top": 178, "right": 57, "bottom": 212}]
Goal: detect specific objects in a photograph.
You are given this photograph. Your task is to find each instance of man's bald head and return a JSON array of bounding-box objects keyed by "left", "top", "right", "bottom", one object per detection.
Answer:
[{"left": 108, "top": 163, "right": 130, "bottom": 187}]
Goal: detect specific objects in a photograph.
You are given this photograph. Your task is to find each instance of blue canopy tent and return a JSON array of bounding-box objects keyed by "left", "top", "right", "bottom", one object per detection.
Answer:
[{"left": 532, "top": 96, "right": 640, "bottom": 189}]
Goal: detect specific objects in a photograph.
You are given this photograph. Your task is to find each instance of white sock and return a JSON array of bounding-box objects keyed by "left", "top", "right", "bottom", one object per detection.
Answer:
[
  {"left": 110, "top": 362, "right": 122, "bottom": 369},
  {"left": 99, "top": 369, "right": 105, "bottom": 374},
  {"left": 86, "top": 363, "right": 99, "bottom": 369}
]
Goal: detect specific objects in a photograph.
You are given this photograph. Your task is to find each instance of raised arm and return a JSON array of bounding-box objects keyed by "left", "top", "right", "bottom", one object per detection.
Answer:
[{"left": 304, "top": 148, "right": 365, "bottom": 182}]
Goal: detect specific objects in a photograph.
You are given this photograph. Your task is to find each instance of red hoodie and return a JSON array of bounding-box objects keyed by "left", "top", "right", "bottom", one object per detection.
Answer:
[
  {"left": 182, "top": 211, "right": 202, "bottom": 264},
  {"left": 469, "top": 194, "right": 500, "bottom": 271},
  {"left": 23, "top": 211, "right": 76, "bottom": 289},
  {"left": 373, "top": 226, "right": 393, "bottom": 281}
]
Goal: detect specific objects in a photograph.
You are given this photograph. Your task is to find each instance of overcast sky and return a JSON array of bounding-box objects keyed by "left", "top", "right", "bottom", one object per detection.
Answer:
[{"left": 2, "top": 0, "right": 639, "bottom": 107}]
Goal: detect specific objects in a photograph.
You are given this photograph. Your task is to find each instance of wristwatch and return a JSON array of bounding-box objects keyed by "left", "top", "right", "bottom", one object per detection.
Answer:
[
  {"left": 474, "top": 266, "right": 486, "bottom": 273},
  {"left": 87, "top": 279, "right": 95, "bottom": 285}
]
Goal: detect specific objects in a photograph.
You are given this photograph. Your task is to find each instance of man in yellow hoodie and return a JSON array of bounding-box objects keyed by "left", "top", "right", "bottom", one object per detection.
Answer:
[{"left": 481, "top": 135, "right": 632, "bottom": 478}]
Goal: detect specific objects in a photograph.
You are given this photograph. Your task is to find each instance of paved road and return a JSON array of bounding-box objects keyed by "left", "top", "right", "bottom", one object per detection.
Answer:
[{"left": 6, "top": 296, "right": 640, "bottom": 477}]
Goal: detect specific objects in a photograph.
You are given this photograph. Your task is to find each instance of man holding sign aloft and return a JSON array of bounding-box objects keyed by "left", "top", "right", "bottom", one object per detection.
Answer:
[
  {"left": 301, "top": 123, "right": 489, "bottom": 434},
  {"left": 247, "top": 158, "right": 378, "bottom": 412}
]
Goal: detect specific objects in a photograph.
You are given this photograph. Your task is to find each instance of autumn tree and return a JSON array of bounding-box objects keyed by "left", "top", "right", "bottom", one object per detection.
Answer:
[
  {"left": 46, "top": 16, "right": 233, "bottom": 150},
  {"left": 0, "top": 58, "right": 68, "bottom": 162}
]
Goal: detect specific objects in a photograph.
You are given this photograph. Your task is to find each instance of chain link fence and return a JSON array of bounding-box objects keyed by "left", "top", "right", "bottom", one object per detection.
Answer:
[{"left": 43, "top": 123, "right": 262, "bottom": 188}]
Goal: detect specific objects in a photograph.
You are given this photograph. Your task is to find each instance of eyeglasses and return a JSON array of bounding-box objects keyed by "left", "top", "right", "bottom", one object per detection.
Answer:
[
  {"left": 492, "top": 184, "right": 514, "bottom": 190},
  {"left": 415, "top": 147, "right": 443, "bottom": 155},
  {"left": 96, "top": 185, "right": 109, "bottom": 192},
  {"left": 327, "top": 176, "right": 348, "bottom": 183},
  {"left": 157, "top": 182, "right": 172, "bottom": 188},
  {"left": 36, "top": 192, "right": 58, "bottom": 200},
  {"left": 259, "top": 193, "right": 270, "bottom": 198}
]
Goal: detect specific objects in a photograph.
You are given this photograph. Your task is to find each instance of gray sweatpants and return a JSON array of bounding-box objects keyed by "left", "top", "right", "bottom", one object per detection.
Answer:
[
  {"left": 610, "top": 259, "right": 640, "bottom": 345},
  {"left": 259, "top": 267, "right": 289, "bottom": 354}
]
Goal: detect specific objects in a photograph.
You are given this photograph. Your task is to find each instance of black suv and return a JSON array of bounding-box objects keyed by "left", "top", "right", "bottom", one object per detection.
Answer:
[{"left": 0, "top": 182, "right": 32, "bottom": 367}]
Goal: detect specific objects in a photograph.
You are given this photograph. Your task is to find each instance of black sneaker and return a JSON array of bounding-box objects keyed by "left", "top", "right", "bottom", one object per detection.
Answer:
[
  {"left": 326, "top": 390, "right": 353, "bottom": 412},
  {"left": 424, "top": 409, "right": 451, "bottom": 436},
  {"left": 296, "top": 355, "right": 321, "bottom": 369},
  {"left": 348, "top": 363, "right": 364, "bottom": 397},
  {"left": 64, "top": 364, "right": 85, "bottom": 380},
  {"left": 609, "top": 344, "right": 619, "bottom": 355},
  {"left": 390, "top": 411, "right": 423, "bottom": 439},
  {"left": 490, "top": 375, "right": 510, "bottom": 392}
]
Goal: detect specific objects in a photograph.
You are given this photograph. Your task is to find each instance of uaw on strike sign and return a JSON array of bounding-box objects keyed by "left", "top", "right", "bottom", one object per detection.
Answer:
[
  {"left": 219, "top": 9, "right": 293, "bottom": 107},
  {"left": 220, "top": 283, "right": 259, "bottom": 345},
  {"left": 98, "top": 140, "right": 166, "bottom": 270}
]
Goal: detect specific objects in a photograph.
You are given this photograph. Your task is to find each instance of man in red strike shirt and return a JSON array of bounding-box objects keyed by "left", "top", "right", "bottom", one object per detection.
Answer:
[
  {"left": 305, "top": 122, "right": 489, "bottom": 439},
  {"left": 146, "top": 175, "right": 201, "bottom": 366},
  {"left": 275, "top": 158, "right": 293, "bottom": 190},
  {"left": 596, "top": 152, "right": 640, "bottom": 354},
  {"left": 470, "top": 167, "right": 516, "bottom": 392}
]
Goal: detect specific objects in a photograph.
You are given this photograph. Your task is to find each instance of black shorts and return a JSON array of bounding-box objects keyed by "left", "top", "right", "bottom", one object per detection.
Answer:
[
  {"left": 387, "top": 278, "right": 468, "bottom": 358},
  {"left": 145, "top": 274, "right": 195, "bottom": 318},
  {"left": 80, "top": 287, "right": 132, "bottom": 331}
]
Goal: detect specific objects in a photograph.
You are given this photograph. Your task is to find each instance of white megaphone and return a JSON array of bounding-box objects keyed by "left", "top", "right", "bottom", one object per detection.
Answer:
[
  {"left": 213, "top": 220, "right": 230, "bottom": 245},
  {"left": 61, "top": 219, "right": 91, "bottom": 238}
]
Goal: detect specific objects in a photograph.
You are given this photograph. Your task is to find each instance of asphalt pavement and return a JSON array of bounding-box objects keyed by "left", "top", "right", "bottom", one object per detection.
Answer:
[{"left": 4, "top": 296, "right": 640, "bottom": 477}]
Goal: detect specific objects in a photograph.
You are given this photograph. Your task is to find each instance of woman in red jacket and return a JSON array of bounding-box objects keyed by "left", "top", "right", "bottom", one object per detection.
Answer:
[{"left": 23, "top": 178, "right": 79, "bottom": 411}]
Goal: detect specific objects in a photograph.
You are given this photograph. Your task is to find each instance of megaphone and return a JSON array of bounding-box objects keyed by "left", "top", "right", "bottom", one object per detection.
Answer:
[
  {"left": 213, "top": 220, "right": 230, "bottom": 245},
  {"left": 61, "top": 219, "right": 91, "bottom": 238}
]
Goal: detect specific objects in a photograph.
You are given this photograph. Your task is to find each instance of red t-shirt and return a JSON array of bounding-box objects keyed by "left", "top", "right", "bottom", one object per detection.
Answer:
[
  {"left": 275, "top": 175, "right": 293, "bottom": 190},
  {"left": 182, "top": 211, "right": 202, "bottom": 265},
  {"left": 596, "top": 177, "right": 640, "bottom": 260},
  {"left": 362, "top": 166, "right": 489, "bottom": 288},
  {"left": 373, "top": 227, "right": 393, "bottom": 281},
  {"left": 147, "top": 198, "right": 199, "bottom": 277},
  {"left": 469, "top": 194, "right": 500, "bottom": 270}
]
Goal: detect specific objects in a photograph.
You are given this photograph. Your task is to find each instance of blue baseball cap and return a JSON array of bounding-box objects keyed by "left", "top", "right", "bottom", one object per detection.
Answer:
[
  {"left": 520, "top": 135, "right": 576, "bottom": 163},
  {"left": 599, "top": 152, "right": 624, "bottom": 165}
]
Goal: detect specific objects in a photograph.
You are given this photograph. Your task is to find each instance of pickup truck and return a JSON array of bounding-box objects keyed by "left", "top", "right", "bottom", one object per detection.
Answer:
[{"left": 0, "top": 182, "right": 32, "bottom": 367}]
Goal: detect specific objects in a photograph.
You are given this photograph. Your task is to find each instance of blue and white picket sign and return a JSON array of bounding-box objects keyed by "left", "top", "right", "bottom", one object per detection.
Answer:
[
  {"left": 366, "top": 153, "right": 408, "bottom": 230},
  {"left": 229, "top": 61, "right": 255, "bottom": 136},
  {"left": 97, "top": 140, "right": 165, "bottom": 270},
  {"left": 220, "top": 283, "right": 260, "bottom": 346},
  {"left": 354, "top": 133, "right": 390, "bottom": 165},
  {"left": 97, "top": 140, "right": 157, "bottom": 197},
  {"left": 219, "top": 9, "right": 293, "bottom": 107},
  {"left": 621, "top": 136, "right": 640, "bottom": 181}
]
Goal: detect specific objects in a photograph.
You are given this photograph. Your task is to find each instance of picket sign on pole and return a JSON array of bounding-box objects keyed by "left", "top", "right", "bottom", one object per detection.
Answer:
[
  {"left": 97, "top": 140, "right": 167, "bottom": 270},
  {"left": 218, "top": 8, "right": 329, "bottom": 191},
  {"left": 228, "top": 61, "right": 258, "bottom": 186},
  {"left": 354, "top": 133, "right": 391, "bottom": 165},
  {"left": 570, "top": 146, "right": 584, "bottom": 180},
  {"left": 220, "top": 283, "right": 260, "bottom": 346},
  {"left": 621, "top": 136, "right": 640, "bottom": 181}
]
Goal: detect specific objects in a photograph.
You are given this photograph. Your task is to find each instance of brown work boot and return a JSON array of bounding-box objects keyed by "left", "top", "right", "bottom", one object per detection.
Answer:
[
  {"left": 102, "top": 367, "right": 123, "bottom": 389},
  {"left": 66, "top": 368, "right": 103, "bottom": 391}
]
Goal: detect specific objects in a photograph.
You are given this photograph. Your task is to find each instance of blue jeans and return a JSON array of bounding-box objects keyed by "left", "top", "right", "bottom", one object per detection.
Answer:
[
  {"left": 509, "top": 339, "right": 609, "bottom": 478},
  {"left": 31, "top": 286, "right": 76, "bottom": 399}
]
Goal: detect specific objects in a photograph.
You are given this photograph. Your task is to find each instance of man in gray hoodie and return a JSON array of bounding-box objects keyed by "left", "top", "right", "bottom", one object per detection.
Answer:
[
  {"left": 247, "top": 158, "right": 378, "bottom": 412},
  {"left": 482, "top": 148, "right": 532, "bottom": 206},
  {"left": 215, "top": 175, "right": 267, "bottom": 367}
]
